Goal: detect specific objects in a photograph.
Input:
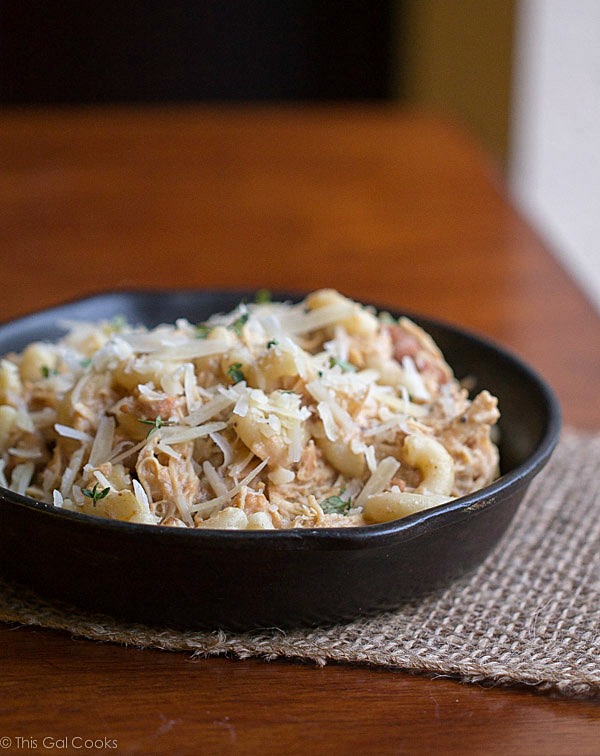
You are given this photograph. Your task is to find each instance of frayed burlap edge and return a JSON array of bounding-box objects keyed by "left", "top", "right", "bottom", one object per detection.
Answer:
[{"left": 2, "top": 429, "right": 599, "bottom": 699}]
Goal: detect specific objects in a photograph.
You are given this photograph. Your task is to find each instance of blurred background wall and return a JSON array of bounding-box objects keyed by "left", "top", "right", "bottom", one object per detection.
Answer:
[
  {"left": 397, "top": 0, "right": 515, "bottom": 169},
  {"left": 510, "top": 0, "right": 600, "bottom": 314},
  {"left": 0, "top": 3, "right": 396, "bottom": 104},
  {"left": 1, "top": 1, "right": 597, "bottom": 311}
]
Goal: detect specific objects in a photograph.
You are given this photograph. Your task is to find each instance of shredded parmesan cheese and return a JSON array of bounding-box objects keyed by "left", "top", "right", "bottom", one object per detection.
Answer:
[
  {"left": 0, "top": 289, "right": 500, "bottom": 529},
  {"left": 55, "top": 423, "right": 93, "bottom": 444}
]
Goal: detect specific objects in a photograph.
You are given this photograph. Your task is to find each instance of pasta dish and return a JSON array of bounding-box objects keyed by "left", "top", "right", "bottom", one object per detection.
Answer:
[{"left": 0, "top": 290, "right": 500, "bottom": 529}]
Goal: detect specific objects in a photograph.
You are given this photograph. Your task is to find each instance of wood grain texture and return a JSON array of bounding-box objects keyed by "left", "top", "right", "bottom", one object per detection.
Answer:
[{"left": 0, "top": 105, "right": 599, "bottom": 754}]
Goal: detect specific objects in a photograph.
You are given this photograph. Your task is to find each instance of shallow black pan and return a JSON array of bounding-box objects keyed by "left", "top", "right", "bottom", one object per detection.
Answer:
[{"left": 0, "top": 290, "right": 561, "bottom": 630}]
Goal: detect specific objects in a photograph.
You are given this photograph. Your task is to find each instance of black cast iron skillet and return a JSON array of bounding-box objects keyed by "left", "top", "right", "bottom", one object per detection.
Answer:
[{"left": 0, "top": 290, "right": 561, "bottom": 630}]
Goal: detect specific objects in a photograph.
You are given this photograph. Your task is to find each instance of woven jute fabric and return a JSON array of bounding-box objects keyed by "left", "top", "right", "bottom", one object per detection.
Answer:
[{"left": 1, "top": 429, "right": 599, "bottom": 698}]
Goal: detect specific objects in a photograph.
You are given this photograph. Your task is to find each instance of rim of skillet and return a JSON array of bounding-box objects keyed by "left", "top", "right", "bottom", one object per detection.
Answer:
[{"left": 0, "top": 288, "right": 562, "bottom": 551}]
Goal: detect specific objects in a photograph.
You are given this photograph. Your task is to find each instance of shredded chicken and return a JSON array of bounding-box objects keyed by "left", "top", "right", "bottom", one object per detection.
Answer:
[{"left": 0, "top": 289, "right": 501, "bottom": 528}]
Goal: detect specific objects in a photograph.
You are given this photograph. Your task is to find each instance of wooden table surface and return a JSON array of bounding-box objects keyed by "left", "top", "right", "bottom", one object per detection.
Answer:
[{"left": 0, "top": 105, "right": 598, "bottom": 754}]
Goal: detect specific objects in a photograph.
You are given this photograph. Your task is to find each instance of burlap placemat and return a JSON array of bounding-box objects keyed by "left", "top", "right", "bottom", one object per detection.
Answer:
[{"left": 1, "top": 429, "right": 599, "bottom": 698}]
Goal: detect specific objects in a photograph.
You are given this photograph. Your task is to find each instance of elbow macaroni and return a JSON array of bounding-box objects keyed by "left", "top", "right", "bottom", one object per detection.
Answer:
[
  {"left": 403, "top": 434, "right": 455, "bottom": 496},
  {"left": 0, "top": 289, "right": 500, "bottom": 528},
  {"left": 363, "top": 491, "right": 452, "bottom": 524}
]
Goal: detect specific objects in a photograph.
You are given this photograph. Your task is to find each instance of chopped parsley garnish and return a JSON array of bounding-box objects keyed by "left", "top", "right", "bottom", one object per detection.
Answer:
[
  {"left": 79, "top": 358, "right": 92, "bottom": 369},
  {"left": 320, "top": 494, "right": 352, "bottom": 515},
  {"left": 138, "top": 415, "right": 172, "bottom": 437},
  {"left": 266, "top": 338, "right": 279, "bottom": 349},
  {"left": 195, "top": 323, "right": 213, "bottom": 339},
  {"left": 329, "top": 356, "right": 357, "bottom": 373},
  {"left": 40, "top": 365, "right": 58, "bottom": 378},
  {"left": 111, "top": 315, "right": 127, "bottom": 332},
  {"left": 255, "top": 288, "right": 272, "bottom": 304},
  {"left": 226, "top": 363, "right": 246, "bottom": 384},
  {"left": 230, "top": 312, "right": 249, "bottom": 336},
  {"left": 81, "top": 482, "right": 110, "bottom": 505}
]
